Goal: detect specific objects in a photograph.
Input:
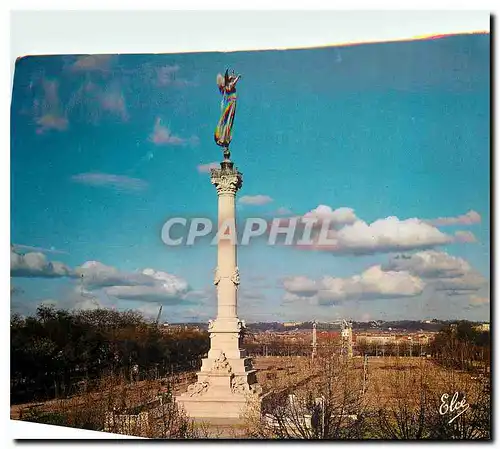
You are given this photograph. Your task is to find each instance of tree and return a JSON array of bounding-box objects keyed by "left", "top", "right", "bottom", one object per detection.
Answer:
[
  {"left": 249, "top": 355, "right": 367, "bottom": 439},
  {"left": 369, "top": 358, "right": 490, "bottom": 440},
  {"left": 11, "top": 306, "right": 209, "bottom": 404}
]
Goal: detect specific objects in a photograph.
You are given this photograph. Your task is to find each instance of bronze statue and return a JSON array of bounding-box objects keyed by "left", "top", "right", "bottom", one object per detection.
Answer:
[{"left": 214, "top": 69, "right": 241, "bottom": 155}]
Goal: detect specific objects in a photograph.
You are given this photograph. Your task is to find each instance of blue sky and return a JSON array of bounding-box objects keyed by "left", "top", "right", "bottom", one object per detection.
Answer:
[{"left": 10, "top": 33, "right": 490, "bottom": 323}]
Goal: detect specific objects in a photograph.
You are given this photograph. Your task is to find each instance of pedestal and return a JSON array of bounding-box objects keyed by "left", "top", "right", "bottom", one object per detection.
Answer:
[{"left": 176, "top": 155, "right": 262, "bottom": 420}]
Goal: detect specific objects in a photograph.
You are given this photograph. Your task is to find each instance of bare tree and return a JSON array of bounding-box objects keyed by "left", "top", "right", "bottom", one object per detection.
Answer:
[
  {"left": 249, "top": 355, "right": 367, "bottom": 439},
  {"left": 369, "top": 358, "right": 490, "bottom": 440}
]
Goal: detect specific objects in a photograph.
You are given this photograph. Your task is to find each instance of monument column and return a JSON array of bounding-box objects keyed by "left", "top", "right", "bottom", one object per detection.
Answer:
[
  {"left": 176, "top": 151, "right": 261, "bottom": 419},
  {"left": 202, "top": 153, "right": 246, "bottom": 361},
  {"left": 176, "top": 69, "right": 261, "bottom": 420},
  {"left": 212, "top": 155, "right": 242, "bottom": 322}
]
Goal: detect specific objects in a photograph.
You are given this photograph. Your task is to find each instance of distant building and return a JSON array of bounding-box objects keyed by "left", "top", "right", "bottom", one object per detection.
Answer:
[
  {"left": 283, "top": 321, "right": 303, "bottom": 328},
  {"left": 356, "top": 332, "right": 433, "bottom": 346},
  {"left": 357, "top": 334, "right": 396, "bottom": 345},
  {"left": 474, "top": 323, "right": 490, "bottom": 332}
]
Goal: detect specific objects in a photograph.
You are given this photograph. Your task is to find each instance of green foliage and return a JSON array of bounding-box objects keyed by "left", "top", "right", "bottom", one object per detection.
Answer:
[{"left": 11, "top": 306, "right": 209, "bottom": 404}]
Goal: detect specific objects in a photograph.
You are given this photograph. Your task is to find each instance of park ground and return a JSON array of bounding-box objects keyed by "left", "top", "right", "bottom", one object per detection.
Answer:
[{"left": 11, "top": 355, "right": 485, "bottom": 438}]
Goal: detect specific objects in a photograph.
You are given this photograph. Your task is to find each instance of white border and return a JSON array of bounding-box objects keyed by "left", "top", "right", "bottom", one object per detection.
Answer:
[
  {"left": 4, "top": 5, "right": 494, "bottom": 445},
  {"left": 10, "top": 10, "right": 489, "bottom": 82}
]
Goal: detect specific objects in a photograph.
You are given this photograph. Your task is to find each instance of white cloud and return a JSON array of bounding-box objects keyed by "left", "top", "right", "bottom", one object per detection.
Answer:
[
  {"left": 34, "top": 79, "right": 68, "bottom": 134},
  {"left": 70, "top": 296, "right": 107, "bottom": 311},
  {"left": 71, "top": 172, "right": 148, "bottom": 192},
  {"left": 197, "top": 162, "right": 219, "bottom": 173},
  {"left": 137, "top": 63, "right": 196, "bottom": 91},
  {"left": 239, "top": 195, "right": 274, "bottom": 206},
  {"left": 70, "top": 55, "right": 114, "bottom": 72},
  {"left": 454, "top": 230, "right": 477, "bottom": 243},
  {"left": 382, "top": 250, "right": 472, "bottom": 278},
  {"left": 382, "top": 250, "right": 488, "bottom": 296},
  {"left": 104, "top": 285, "right": 189, "bottom": 303},
  {"left": 289, "top": 206, "right": 459, "bottom": 255},
  {"left": 76, "top": 262, "right": 191, "bottom": 304},
  {"left": 11, "top": 248, "right": 72, "bottom": 278},
  {"left": 56, "top": 284, "right": 117, "bottom": 312},
  {"left": 155, "top": 64, "right": 193, "bottom": 87},
  {"left": 303, "top": 205, "right": 357, "bottom": 225},
  {"left": 40, "top": 298, "right": 59, "bottom": 308},
  {"left": 314, "top": 216, "right": 452, "bottom": 254},
  {"left": 135, "top": 302, "right": 165, "bottom": 320},
  {"left": 66, "top": 80, "right": 128, "bottom": 123},
  {"left": 156, "top": 65, "right": 180, "bottom": 85},
  {"left": 275, "top": 205, "right": 356, "bottom": 231},
  {"left": 427, "top": 210, "right": 481, "bottom": 226},
  {"left": 282, "top": 265, "right": 425, "bottom": 306},
  {"left": 282, "top": 276, "right": 319, "bottom": 297},
  {"left": 434, "top": 272, "right": 488, "bottom": 295},
  {"left": 100, "top": 88, "right": 128, "bottom": 120},
  {"left": 12, "top": 244, "right": 68, "bottom": 255},
  {"left": 275, "top": 207, "right": 292, "bottom": 216},
  {"left": 149, "top": 118, "right": 198, "bottom": 146},
  {"left": 469, "top": 295, "right": 490, "bottom": 307},
  {"left": 76, "top": 261, "right": 155, "bottom": 289},
  {"left": 282, "top": 291, "right": 312, "bottom": 304},
  {"left": 36, "top": 114, "right": 68, "bottom": 133},
  {"left": 318, "top": 266, "right": 425, "bottom": 304}
]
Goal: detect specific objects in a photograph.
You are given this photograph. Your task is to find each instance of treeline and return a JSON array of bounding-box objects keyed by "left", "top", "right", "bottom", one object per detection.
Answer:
[
  {"left": 11, "top": 306, "right": 209, "bottom": 404},
  {"left": 430, "top": 321, "right": 490, "bottom": 373},
  {"left": 356, "top": 338, "right": 433, "bottom": 357},
  {"left": 243, "top": 333, "right": 343, "bottom": 358},
  {"left": 247, "top": 320, "right": 453, "bottom": 332},
  {"left": 244, "top": 341, "right": 313, "bottom": 357}
]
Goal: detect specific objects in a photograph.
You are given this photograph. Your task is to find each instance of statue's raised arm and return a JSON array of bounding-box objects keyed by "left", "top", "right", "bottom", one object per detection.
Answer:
[{"left": 214, "top": 69, "right": 241, "bottom": 150}]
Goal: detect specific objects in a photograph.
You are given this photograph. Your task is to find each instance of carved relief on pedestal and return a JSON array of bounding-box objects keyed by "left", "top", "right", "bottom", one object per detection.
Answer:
[
  {"left": 231, "top": 267, "right": 240, "bottom": 286},
  {"left": 231, "top": 376, "right": 250, "bottom": 395},
  {"left": 230, "top": 376, "right": 263, "bottom": 396},
  {"left": 187, "top": 381, "right": 210, "bottom": 397},
  {"left": 212, "top": 351, "right": 232, "bottom": 374},
  {"left": 249, "top": 383, "right": 263, "bottom": 395}
]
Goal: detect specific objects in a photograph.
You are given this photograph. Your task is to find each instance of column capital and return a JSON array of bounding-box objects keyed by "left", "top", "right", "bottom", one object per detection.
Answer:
[{"left": 210, "top": 159, "right": 243, "bottom": 196}]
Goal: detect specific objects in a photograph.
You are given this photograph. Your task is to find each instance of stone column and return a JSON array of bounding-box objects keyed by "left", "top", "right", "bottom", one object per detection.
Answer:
[
  {"left": 212, "top": 157, "right": 241, "bottom": 324},
  {"left": 176, "top": 153, "right": 262, "bottom": 420},
  {"left": 203, "top": 156, "right": 245, "bottom": 361}
]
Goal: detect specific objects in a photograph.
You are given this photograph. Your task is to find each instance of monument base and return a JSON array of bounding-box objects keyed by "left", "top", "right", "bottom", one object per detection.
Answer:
[
  {"left": 175, "top": 351, "right": 262, "bottom": 420},
  {"left": 177, "top": 392, "right": 260, "bottom": 419}
]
